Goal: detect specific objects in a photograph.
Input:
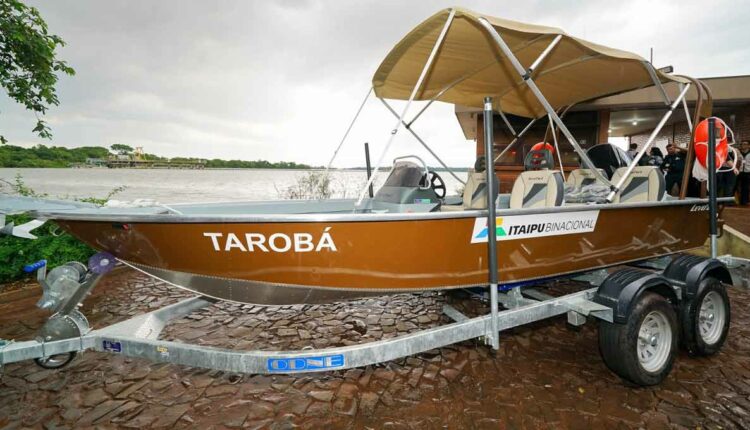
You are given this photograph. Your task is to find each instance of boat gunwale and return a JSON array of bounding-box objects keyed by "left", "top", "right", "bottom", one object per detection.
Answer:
[{"left": 40, "top": 197, "right": 733, "bottom": 224}]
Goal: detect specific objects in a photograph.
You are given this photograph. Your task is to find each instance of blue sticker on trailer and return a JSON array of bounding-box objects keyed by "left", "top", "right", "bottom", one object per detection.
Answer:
[
  {"left": 102, "top": 340, "right": 122, "bottom": 353},
  {"left": 267, "top": 354, "right": 345, "bottom": 372}
]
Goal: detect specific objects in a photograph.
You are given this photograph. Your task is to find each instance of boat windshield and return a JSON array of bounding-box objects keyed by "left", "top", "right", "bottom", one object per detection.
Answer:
[{"left": 383, "top": 162, "right": 425, "bottom": 188}]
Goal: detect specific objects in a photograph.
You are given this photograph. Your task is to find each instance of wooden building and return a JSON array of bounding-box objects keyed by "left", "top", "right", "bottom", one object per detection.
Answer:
[{"left": 454, "top": 75, "right": 750, "bottom": 193}]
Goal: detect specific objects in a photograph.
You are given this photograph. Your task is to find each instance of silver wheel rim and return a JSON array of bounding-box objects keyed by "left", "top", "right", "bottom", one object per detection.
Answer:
[
  {"left": 637, "top": 310, "right": 672, "bottom": 373},
  {"left": 36, "top": 353, "right": 72, "bottom": 368},
  {"left": 699, "top": 291, "right": 726, "bottom": 345}
]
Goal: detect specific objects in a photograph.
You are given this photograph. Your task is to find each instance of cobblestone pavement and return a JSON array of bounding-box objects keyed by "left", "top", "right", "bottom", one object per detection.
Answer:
[
  {"left": 725, "top": 206, "right": 750, "bottom": 237},
  {"left": 1, "top": 269, "right": 750, "bottom": 429}
]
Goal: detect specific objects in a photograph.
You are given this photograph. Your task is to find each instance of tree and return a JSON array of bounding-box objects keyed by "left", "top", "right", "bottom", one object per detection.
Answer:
[
  {"left": 0, "top": 0, "right": 74, "bottom": 144},
  {"left": 110, "top": 144, "right": 133, "bottom": 155}
]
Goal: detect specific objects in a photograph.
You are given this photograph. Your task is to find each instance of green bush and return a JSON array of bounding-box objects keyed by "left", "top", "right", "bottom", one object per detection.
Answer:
[
  {"left": 0, "top": 214, "right": 95, "bottom": 283},
  {"left": 0, "top": 175, "right": 123, "bottom": 283}
]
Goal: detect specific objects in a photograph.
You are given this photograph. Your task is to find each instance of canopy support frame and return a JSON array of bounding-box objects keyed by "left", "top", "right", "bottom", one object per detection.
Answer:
[
  {"left": 497, "top": 110, "right": 516, "bottom": 136},
  {"left": 493, "top": 117, "right": 539, "bottom": 163},
  {"left": 325, "top": 86, "right": 373, "bottom": 172},
  {"left": 477, "top": 17, "right": 613, "bottom": 190},
  {"left": 379, "top": 98, "right": 466, "bottom": 185},
  {"left": 527, "top": 35, "right": 562, "bottom": 77},
  {"left": 406, "top": 34, "right": 549, "bottom": 128},
  {"left": 645, "top": 62, "right": 672, "bottom": 106},
  {"left": 407, "top": 62, "right": 495, "bottom": 128},
  {"left": 356, "top": 8, "right": 456, "bottom": 206},
  {"left": 549, "top": 115, "right": 565, "bottom": 173},
  {"left": 606, "top": 83, "right": 691, "bottom": 202}
]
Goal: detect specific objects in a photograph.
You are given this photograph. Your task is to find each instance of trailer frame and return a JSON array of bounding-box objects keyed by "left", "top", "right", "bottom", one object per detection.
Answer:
[{"left": 0, "top": 269, "right": 614, "bottom": 375}]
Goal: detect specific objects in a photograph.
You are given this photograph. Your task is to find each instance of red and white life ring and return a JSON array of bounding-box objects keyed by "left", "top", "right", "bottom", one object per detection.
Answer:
[
  {"left": 694, "top": 118, "right": 728, "bottom": 169},
  {"left": 692, "top": 117, "right": 736, "bottom": 182},
  {"left": 530, "top": 142, "right": 555, "bottom": 154}
]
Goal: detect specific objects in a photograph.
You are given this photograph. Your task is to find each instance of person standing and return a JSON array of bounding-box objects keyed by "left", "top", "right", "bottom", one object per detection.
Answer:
[
  {"left": 660, "top": 144, "right": 685, "bottom": 196},
  {"left": 717, "top": 146, "right": 739, "bottom": 199},
  {"left": 626, "top": 143, "right": 638, "bottom": 161},
  {"left": 647, "top": 147, "right": 664, "bottom": 167},
  {"left": 738, "top": 140, "right": 750, "bottom": 205}
]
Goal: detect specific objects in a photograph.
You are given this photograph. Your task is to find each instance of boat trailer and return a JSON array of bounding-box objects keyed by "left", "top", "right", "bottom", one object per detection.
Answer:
[
  {"left": 0, "top": 253, "right": 614, "bottom": 374},
  {"left": 0, "top": 250, "right": 734, "bottom": 386}
]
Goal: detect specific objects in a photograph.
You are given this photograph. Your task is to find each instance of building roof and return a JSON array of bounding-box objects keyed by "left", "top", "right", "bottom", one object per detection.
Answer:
[{"left": 455, "top": 74, "right": 750, "bottom": 139}]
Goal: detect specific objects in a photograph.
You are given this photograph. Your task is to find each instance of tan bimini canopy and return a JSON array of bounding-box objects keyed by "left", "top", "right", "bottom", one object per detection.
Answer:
[{"left": 373, "top": 8, "right": 691, "bottom": 119}]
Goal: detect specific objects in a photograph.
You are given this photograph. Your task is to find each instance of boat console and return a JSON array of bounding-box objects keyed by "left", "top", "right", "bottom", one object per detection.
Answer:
[{"left": 371, "top": 157, "right": 444, "bottom": 212}]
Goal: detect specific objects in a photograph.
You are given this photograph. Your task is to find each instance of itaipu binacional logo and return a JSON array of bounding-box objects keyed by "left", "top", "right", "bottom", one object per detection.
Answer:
[
  {"left": 471, "top": 211, "right": 599, "bottom": 244},
  {"left": 474, "top": 217, "right": 508, "bottom": 240}
]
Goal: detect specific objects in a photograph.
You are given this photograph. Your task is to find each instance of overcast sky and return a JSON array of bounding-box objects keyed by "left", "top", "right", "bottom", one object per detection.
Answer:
[{"left": 1, "top": 0, "right": 748, "bottom": 167}]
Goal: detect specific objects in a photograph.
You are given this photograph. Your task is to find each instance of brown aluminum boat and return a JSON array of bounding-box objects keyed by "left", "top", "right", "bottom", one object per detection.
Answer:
[{"left": 1, "top": 8, "right": 728, "bottom": 305}]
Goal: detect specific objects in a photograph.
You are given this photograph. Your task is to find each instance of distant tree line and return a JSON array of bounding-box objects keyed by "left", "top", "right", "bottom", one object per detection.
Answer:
[
  {"left": 0, "top": 145, "right": 109, "bottom": 167},
  {"left": 0, "top": 144, "right": 316, "bottom": 169}
]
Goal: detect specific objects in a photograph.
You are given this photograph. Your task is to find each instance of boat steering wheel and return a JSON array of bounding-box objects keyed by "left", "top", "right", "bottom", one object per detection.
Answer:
[{"left": 424, "top": 170, "right": 446, "bottom": 199}]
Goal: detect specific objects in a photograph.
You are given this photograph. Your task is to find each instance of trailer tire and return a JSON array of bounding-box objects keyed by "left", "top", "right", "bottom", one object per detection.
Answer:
[
  {"left": 681, "top": 278, "right": 730, "bottom": 356},
  {"left": 34, "top": 351, "right": 76, "bottom": 369},
  {"left": 598, "top": 292, "right": 678, "bottom": 386}
]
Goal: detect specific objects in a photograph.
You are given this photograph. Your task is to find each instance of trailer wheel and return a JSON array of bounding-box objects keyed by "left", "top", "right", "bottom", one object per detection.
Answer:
[
  {"left": 34, "top": 352, "right": 76, "bottom": 369},
  {"left": 682, "top": 278, "right": 730, "bottom": 356},
  {"left": 599, "top": 292, "right": 678, "bottom": 386}
]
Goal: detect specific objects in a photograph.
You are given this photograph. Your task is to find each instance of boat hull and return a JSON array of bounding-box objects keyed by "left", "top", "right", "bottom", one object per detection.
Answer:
[{"left": 56, "top": 201, "right": 714, "bottom": 304}]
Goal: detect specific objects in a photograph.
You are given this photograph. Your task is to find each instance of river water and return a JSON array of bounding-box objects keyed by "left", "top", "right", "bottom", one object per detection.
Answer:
[{"left": 0, "top": 168, "right": 463, "bottom": 204}]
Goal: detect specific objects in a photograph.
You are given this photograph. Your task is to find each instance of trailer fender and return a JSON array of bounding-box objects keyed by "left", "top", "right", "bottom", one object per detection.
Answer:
[
  {"left": 663, "top": 254, "right": 732, "bottom": 300},
  {"left": 593, "top": 268, "right": 677, "bottom": 324}
]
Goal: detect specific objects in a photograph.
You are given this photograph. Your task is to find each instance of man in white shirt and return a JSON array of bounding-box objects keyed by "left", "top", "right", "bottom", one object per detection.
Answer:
[
  {"left": 626, "top": 143, "right": 638, "bottom": 161},
  {"left": 739, "top": 140, "right": 750, "bottom": 205}
]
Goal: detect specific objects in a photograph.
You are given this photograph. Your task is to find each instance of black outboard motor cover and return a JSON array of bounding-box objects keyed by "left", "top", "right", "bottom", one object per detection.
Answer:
[{"left": 586, "top": 143, "right": 630, "bottom": 178}]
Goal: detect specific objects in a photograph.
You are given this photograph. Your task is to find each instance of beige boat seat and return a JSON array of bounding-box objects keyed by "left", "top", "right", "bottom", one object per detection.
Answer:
[
  {"left": 510, "top": 170, "right": 564, "bottom": 209},
  {"left": 566, "top": 168, "right": 608, "bottom": 190},
  {"left": 610, "top": 166, "right": 666, "bottom": 203},
  {"left": 442, "top": 170, "right": 496, "bottom": 211}
]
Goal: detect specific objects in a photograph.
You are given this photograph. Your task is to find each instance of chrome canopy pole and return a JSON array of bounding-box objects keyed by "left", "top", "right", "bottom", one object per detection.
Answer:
[
  {"left": 707, "top": 117, "right": 718, "bottom": 258},
  {"left": 325, "top": 87, "right": 373, "bottom": 172},
  {"left": 407, "top": 35, "right": 550, "bottom": 128},
  {"left": 549, "top": 116, "right": 565, "bottom": 173},
  {"left": 406, "top": 62, "right": 496, "bottom": 128},
  {"left": 355, "top": 9, "right": 456, "bottom": 206},
  {"left": 379, "top": 98, "right": 466, "bottom": 185},
  {"left": 527, "top": 35, "right": 562, "bottom": 74},
  {"left": 606, "top": 83, "right": 691, "bottom": 202},
  {"left": 493, "top": 117, "right": 539, "bottom": 163},
  {"left": 483, "top": 96, "right": 500, "bottom": 351},
  {"left": 645, "top": 62, "right": 672, "bottom": 106},
  {"left": 476, "top": 18, "right": 612, "bottom": 190},
  {"left": 497, "top": 109, "right": 516, "bottom": 136}
]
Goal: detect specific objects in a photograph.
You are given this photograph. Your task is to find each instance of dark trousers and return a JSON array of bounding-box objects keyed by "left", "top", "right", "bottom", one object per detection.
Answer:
[
  {"left": 717, "top": 171, "right": 738, "bottom": 198},
  {"left": 739, "top": 172, "right": 750, "bottom": 205},
  {"left": 665, "top": 174, "right": 683, "bottom": 196}
]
